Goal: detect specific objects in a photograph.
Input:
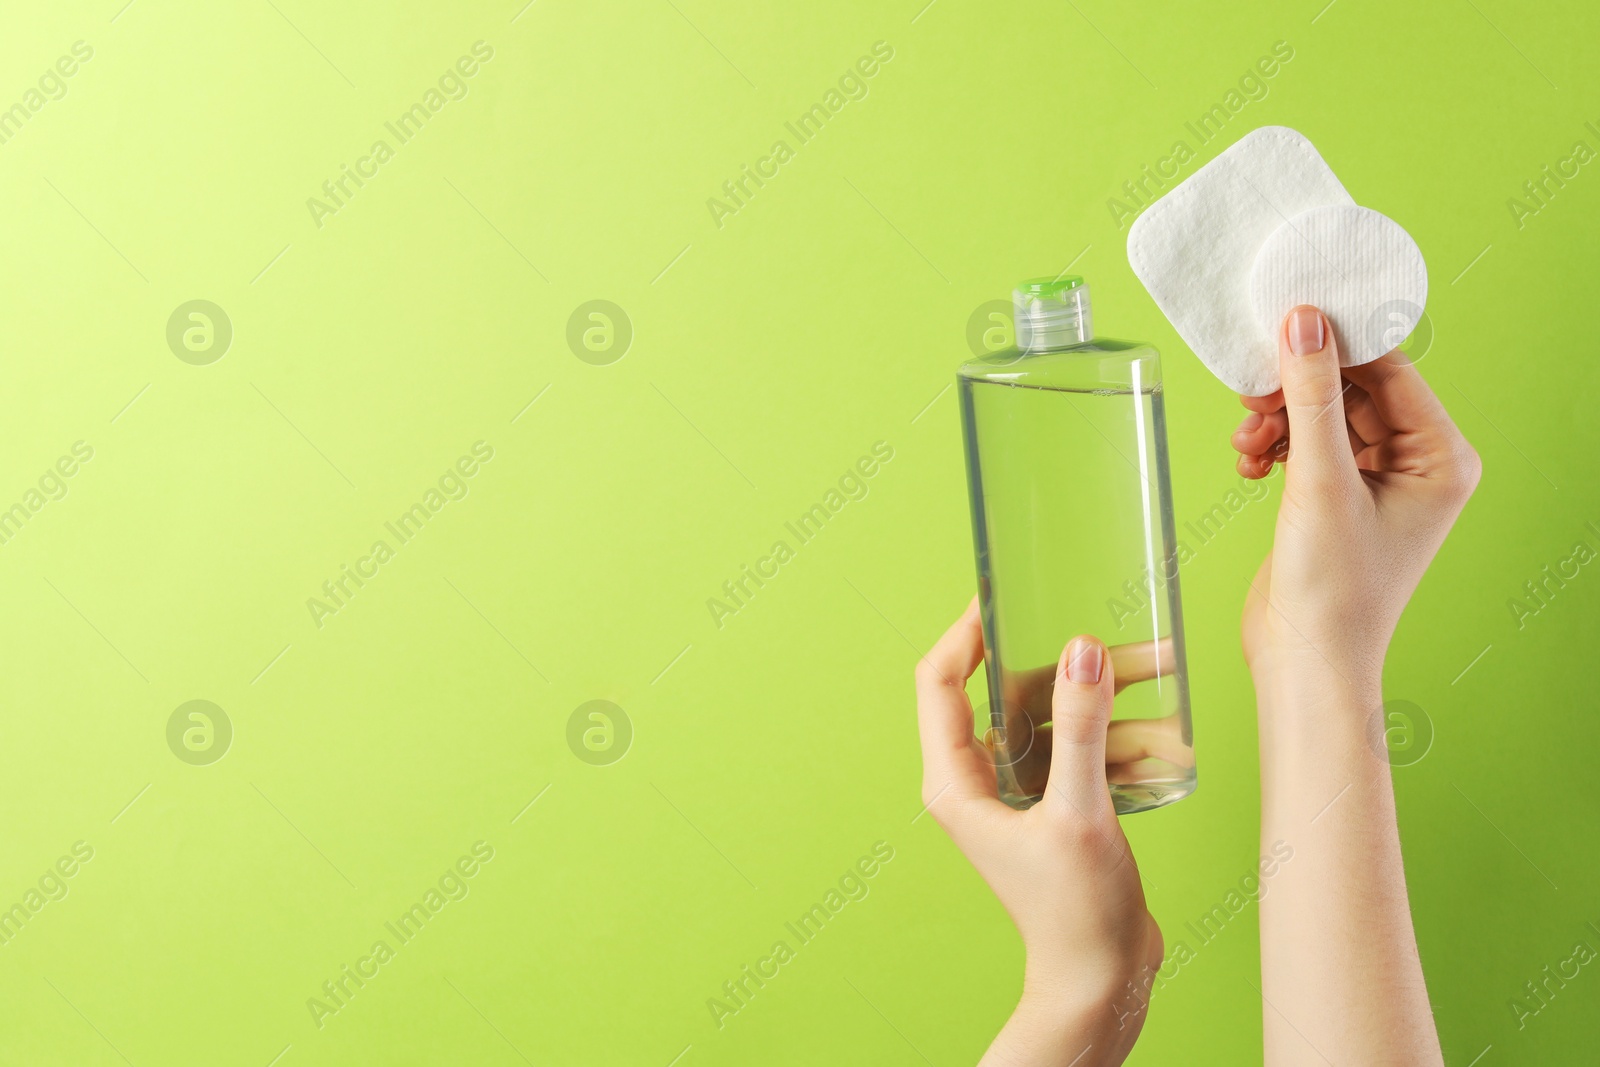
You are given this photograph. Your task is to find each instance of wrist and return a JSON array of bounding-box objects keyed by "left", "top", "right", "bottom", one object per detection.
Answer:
[
  {"left": 1004, "top": 971, "right": 1141, "bottom": 1065},
  {"left": 1253, "top": 659, "right": 1389, "bottom": 767},
  {"left": 1251, "top": 658, "right": 1382, "bottom": 733},
  {"left": 1017, "top": 972, "right": 1111, "bottom": 1019},
  {"left": 1250, "top": 661, "right": 1396, "bottom": 814}
]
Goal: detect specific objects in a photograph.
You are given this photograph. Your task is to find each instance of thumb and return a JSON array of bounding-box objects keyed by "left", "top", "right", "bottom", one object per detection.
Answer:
[
  {"left": 1278, "top": 305, "right": 1358, "bottom": 492},
  {"left": 1042, "top": 636, "right": 1116, "bottom": 821}
]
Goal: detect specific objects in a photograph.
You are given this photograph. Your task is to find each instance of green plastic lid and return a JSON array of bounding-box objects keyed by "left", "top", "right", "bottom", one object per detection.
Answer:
[{"left": 1016, "top": 275, "right": 1085, "bottom": 302}]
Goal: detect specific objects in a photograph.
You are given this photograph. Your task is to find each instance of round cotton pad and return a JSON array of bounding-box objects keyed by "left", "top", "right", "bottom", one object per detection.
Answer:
[{"left": 1249, "top": 204, "right": 1428, "bottom": 369}]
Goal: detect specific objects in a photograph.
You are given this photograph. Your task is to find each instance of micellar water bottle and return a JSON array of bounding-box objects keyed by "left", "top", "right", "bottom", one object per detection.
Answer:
[{"left": 958, "top": 276, "right": 1195, "bottom": 814}]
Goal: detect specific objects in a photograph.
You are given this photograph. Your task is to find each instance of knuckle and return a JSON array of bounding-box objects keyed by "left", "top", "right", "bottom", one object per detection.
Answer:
[
  {"left": 1049, "top": 715, "right": 1111, "bottom": 755},
  {"left": 1459, "top": 443, "right": 1483, "bottom": 491},
  {"left": 1049, "top": 801, "right": 1112, "bottom": 848},
  {"left": 1051, "top": 715, "right": 1105, "bottom": 749},
  {"left": 1370, "top": 356, "right": 1408, "bottom": 390},
  {"left": 1286, "top": 365, "right": 1346, "bottom": 412},
  {"left": 1286, "top": 389, "right": 1341, "bottom": 424},
  {"left": 1059, "top": 819, "right": 1100, "bottom": 852},
  {"left": 1442, "top": 439, "right": 1483, "bottom": 496}
]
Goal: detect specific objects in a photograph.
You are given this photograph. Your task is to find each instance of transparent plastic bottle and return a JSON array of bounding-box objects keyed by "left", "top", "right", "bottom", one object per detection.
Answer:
[{"left": 958, "top": 277, "right": 1195, "bottom": 814}]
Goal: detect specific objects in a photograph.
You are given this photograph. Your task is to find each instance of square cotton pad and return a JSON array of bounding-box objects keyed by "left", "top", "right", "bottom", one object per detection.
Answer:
[{"left": 1127, "top": 126, "right": 1353, "bottom": 396}]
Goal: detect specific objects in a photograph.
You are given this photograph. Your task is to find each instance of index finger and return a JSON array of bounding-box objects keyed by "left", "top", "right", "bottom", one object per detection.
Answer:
[
  {"left": 1341, "top": 348, "right": 1453, "bottom": 436},
  {"left": 914, "top": 598, "right": 1001, "bottom": 809},
  {"left": 1240, "top": 388, "right": 1285, "bottom": 415},
  {"left": 1108, "top": 636, "right": 1175, "bottom": 692}
]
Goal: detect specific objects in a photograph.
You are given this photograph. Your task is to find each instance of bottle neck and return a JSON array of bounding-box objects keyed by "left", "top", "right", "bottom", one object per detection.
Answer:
[{"left": 1014, "top": 284, "right": 1094, "bottom": 351}]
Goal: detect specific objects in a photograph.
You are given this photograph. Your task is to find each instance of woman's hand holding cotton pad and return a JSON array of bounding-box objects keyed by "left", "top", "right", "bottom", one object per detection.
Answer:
[{"left": 1126, "top": 125, "right": 1428, "bottom": 396}]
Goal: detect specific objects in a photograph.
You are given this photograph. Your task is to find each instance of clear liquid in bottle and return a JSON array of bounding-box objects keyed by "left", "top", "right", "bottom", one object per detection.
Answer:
[{"left": 958, "top": 277, "right": 1195, "bottom": 814}]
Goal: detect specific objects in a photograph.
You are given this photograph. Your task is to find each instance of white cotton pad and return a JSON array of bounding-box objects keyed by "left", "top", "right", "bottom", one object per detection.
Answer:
[
  {"left": 1249, "top": 203, "right": 1428, "bottom": 369},
  {"left": 1126, "top": 126, "right": 1353, "bottom": 396}
]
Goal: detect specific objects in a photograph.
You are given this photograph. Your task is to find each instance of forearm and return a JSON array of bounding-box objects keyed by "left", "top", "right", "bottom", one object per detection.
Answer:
[
  {"left": 1253, "top": 665, "right": 1442, "bottom": 1066},
  {"left": 980, "top": 985, "right": 1135, "bottom": 1067}
]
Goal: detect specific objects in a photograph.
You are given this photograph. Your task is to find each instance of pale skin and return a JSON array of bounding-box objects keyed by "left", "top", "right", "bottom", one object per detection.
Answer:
[{"left": 916, "top": 304, "right": 1478, "bottom": 1064}]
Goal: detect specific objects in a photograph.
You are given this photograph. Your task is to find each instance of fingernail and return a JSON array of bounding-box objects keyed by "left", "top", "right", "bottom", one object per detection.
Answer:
[
  {"left": 1288, "top": 306, "right": 1324, "bottom": 356},
  {"left": 1236, "top": 412, "right": 1263, "bottom": 434},
  {"left": 1066, "top": 638, "right": 1103, "bottom": 684}
]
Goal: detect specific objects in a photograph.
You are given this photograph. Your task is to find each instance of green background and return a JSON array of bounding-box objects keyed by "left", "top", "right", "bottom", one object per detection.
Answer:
[{"left": 0, "top": 0, "right": 1595, "bottom": 1063}]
